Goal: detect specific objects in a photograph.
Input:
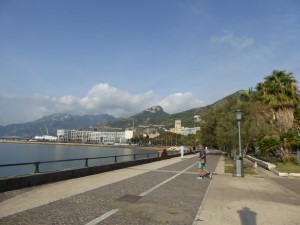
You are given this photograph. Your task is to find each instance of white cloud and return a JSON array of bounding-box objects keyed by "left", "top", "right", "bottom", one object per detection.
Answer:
[
  {"left": 79, "top": 83, "right": 157, "bottom": 115},
  {"left": 0, "top": 83, "right": 205, "bottom": 125},
  {"left": 210, "top": 32, "right": 254, "bottom": 49},
  {"left": 159, "top": 92, "right": 204, "bottom": 114},
  {"left": 57, "top": 95, "right": 78, "bottom": 106}
]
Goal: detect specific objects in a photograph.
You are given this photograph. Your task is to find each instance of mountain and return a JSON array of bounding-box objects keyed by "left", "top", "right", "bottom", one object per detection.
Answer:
[
  {"left": 105, "top": 104, "right": 207, "bottom": 130},
  {"left": 0, "top": 113, "right": 117, "bottom": 139},
  {"left": 119, "top": 91, "right": 242, "bottom": 130},
  {"left": 105, "top": 106, "right": 170, "bottom": 129},
  {"left": 0, "top": 91, "right": 243, "bottom": 138},
  {"left": 170, "top": 90, "right": 243, "bottom": 127}
]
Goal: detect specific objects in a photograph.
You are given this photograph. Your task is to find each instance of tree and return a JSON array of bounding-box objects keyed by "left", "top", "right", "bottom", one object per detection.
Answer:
[
  {"left": 199, "top": 95, "right": 240, "bottom": 155},
  {"left": 255, "top": 135, "right": 281, "bottom": 158},
  {"left": 256, "top": 70, "right": 300, "bottom": 131},
  {"left": 241, "top": 101, "right": 279, "bottom": 154},
  {"left": 281, "top": 130, "right": 300, "bottom": 153},
  {"left": 293, "top": 106, "right": 300, "bottom": 128},
  {"left": 197, "top": 71, "right": 299, "bottom": 161},
  {"left": 199, "top": 108, "right": 218, "bottom": 149}
]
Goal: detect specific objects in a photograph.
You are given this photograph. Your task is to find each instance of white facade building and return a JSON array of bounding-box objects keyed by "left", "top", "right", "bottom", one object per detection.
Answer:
[
  {"left": 57, "top": 129, "right": 127, "bottom": 144},
  {"left": 34, "top": 135, "right": 57, "bottom": 142},
  {"left": 180, "top": 127, "right": 200, "bottom": 135},
  {"left": 124, "top": 130, "right": 134, "bottom": 139}
]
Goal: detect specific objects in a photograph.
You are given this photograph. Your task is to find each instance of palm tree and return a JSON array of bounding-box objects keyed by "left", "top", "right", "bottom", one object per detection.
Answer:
[{"left": 256, "top": 70, "right": 300, "bottom": 131}]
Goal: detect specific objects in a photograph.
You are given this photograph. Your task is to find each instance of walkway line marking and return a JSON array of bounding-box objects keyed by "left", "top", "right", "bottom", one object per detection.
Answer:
[
  {"left": 128, "top": 167, "right": 198, "bottom": 175},
  {"left": 192, "top": 176, "right": 212, "bottom": 225},
  {"left": 139, "top": 162, "right": 197, "bottom": 197},
  {"left": 192, "top": 153, "right": 221, "bottom": 225},
  {"left": 85, "top": 161, "right": 198, "bottom": 225},
  {"left": 85, "top": 209, "right": 119, "bottom": 225}
]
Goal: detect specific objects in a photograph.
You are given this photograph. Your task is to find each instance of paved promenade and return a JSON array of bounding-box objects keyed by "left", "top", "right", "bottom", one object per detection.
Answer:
[
  {"left": 194, "top": 154, "right": 300, "bottom": 225},
  {"left": 0, "top": 150, "right": 299, "bottom": 225}
]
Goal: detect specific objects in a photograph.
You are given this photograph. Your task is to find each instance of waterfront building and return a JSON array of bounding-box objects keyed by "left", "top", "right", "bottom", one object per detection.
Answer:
[
  {"left": 34, "top": 135, "right": 58, "bottom": 142},
  {"left": 57, "top": 129, "right": 134, "bottom": 144}
]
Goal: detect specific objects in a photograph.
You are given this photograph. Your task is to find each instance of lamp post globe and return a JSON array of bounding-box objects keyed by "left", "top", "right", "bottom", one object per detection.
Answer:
[{"left": 236, "top": 109, "right": 242, "bottom": 121}]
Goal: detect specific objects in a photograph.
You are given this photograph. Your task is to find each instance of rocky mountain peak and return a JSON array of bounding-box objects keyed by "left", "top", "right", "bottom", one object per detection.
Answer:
[
  {"left": 40, "top": 113, "right": 73, "bottom": 122},
  {"left": 146, "top": 106, "right": 163, "bottom": 113}
]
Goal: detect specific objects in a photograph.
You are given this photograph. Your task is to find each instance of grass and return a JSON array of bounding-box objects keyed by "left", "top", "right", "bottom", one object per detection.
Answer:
[
  {"left": 225, "top": 156, "right": 300, "bottom": 174},
  {"left": 275, "top": 163, "right": 300, "bottom": 173},
  {"left": 225, "top": 157, "right": 258, "bottom": 175},
  {"left": 225, "top": 165, "right": 233, "bottom": 173},
  {"left": 244, "top": 167, "right": 258, "bottom": 175},
  {"left": 225, "top": 165, "right": 258, "bottom": 175},
  {"left": 225, "top": 157, "right": 233, "bottom": 164},
  {"left": 225, "top": 157, "right": 233, "bottom": 174}
]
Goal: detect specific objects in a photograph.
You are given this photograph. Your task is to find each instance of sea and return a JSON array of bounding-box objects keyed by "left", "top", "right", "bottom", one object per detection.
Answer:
[{"left": 0, "top": 143, "right": 158, "bottom": 178}]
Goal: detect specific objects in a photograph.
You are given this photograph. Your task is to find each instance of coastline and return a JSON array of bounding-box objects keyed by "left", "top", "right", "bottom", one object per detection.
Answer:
[{"left": 0, "top": 140, "right": 167, "bottom": 152}]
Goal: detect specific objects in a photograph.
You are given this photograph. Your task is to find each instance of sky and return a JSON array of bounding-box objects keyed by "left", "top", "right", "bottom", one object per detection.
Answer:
[{"left": 0, "top": 0, "right": 300, "bottom": 126}]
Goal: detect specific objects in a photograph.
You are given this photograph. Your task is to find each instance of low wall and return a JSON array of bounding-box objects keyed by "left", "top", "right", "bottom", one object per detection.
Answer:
[
  {"left": 0, "top": 153, "right": 180, "bottom": 193},
  {"left": 245, "top": 155, "right": 276, "bottom": 170},
  {"left": 245, "top": 155, "right": 300, "bottom": 177}
]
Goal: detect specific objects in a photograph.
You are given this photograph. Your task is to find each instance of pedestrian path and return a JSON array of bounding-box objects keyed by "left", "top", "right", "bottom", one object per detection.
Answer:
[
  {"left": 0, "top": 154, "right": 199, "bottom": 219},
  {"left": 1, "top": 151, "right": 299, "bottom": 225},
  {"left": 193, "top": 154, "right": 300, "bottom": 225}
]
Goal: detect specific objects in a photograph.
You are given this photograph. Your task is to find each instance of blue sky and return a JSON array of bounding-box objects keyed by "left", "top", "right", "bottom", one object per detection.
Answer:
[{"left": 0, "top": 0, "right": 300, "bottom": 125}]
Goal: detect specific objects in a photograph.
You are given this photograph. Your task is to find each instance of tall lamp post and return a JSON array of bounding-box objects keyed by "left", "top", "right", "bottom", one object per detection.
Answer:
[
  {"left": 236, "top": 109, "right": 242, "bottom": 158},
  {"left": 234, "top": 109, "right": 244, "bottom": 177}
]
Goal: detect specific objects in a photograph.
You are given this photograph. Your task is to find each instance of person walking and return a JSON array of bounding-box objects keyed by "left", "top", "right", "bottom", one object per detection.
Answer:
[
  {"left": 197, "top": 147, "right": 212, "bottom": 179},
  {"left": 179, "top": 145, "right": 185, "bottom": 160}
]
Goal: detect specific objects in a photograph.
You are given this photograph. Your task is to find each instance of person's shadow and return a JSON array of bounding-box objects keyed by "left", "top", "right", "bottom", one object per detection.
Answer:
[{"left": 237, "top": 207, "right": 257, "bottom": 225}]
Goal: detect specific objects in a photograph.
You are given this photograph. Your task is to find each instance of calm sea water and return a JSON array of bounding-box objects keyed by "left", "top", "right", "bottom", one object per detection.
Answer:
[{"left": 0, "top": 143, "right": 158, "bottom": 177}]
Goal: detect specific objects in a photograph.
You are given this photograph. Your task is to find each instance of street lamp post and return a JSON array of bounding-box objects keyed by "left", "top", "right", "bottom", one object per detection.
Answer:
[
  {"left": 234, "top": 109, "right": 244, "bottom": 177},
  {"left": 236, "top": 109, "right": 242, "bottom": 158}
]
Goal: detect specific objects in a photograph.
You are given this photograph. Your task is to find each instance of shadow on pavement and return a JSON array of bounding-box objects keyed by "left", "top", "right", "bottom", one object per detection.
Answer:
[{"left": 237, "top": 207, "right": 257, "bottom": 225}]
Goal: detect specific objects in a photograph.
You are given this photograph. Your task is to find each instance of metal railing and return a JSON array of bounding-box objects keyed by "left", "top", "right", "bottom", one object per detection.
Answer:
[{"left": 0, "top": 152, "right": 161, "bottom": 175}]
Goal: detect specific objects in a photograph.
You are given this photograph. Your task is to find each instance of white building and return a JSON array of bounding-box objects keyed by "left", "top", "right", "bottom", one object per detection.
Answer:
[
  {"left": 180, "top": 127, "right": 200, "bottom": 135},
  {"left": 34, "top": 135, "right": 57, "bottom": 142},
  {"left": 124, "top": 130, "right": 134, "bottom": 140},
  {"left": 57, "top": 129, "right": 128, "bottom": 144}
]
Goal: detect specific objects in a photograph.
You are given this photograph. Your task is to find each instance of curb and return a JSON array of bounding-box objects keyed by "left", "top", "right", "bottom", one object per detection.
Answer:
[{"left": 246, "top": 155, "right": 300, "bottom": 177}]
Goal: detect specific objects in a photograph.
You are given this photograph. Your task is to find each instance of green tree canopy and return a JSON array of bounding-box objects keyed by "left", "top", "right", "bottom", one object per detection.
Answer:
[{"left": 256, "top": 70, "right": 300, "bottom": 131}]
